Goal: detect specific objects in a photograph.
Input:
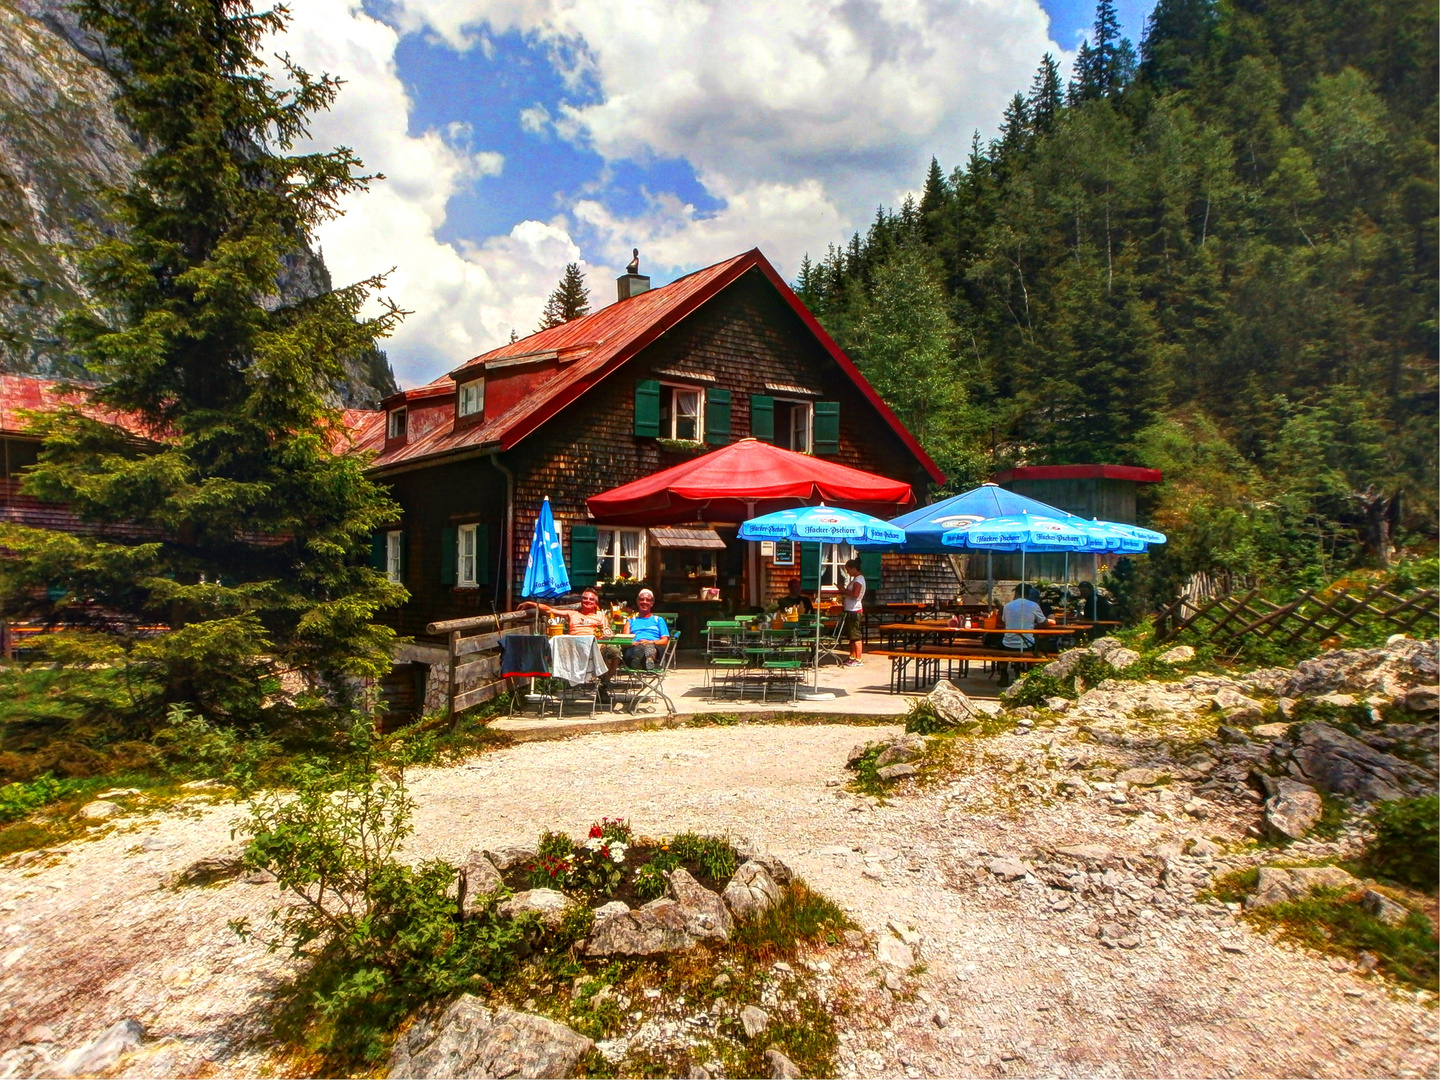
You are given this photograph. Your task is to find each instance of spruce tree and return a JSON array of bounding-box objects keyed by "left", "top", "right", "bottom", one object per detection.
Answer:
[
  {"left": 537, "top": 262, "right": 591, "bottom": 330},
  {"left": 1028, "top": 54, "right": 1063, "bottom": 134},
  {"left": 0, "top": 0, "right": 404, "bottom": 730}
]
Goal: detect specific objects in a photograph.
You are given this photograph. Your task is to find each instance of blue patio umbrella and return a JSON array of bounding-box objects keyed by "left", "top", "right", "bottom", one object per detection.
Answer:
[
  {"left": 888, "top": 483, "right": 1076, "bottom": 553},
  {"left": 739, "top": 504, "right": 902, "bottom": 695},
  {"left": 522, "top": 497, "right": 571, "bottom": 601}
]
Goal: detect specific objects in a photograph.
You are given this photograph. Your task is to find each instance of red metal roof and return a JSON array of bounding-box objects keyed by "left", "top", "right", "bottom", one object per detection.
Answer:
[
  {"left": 0, "top": 374, "right": 155, "bottom": 439},
  {"left": 991, "top": 465, "right": 1163, "bottom": 484},
  {"left": 587, "top": 437, "right": 915, "bottom": 525},
  {"left": 359, "top": 249, "right": 944, "bottom": 484}
]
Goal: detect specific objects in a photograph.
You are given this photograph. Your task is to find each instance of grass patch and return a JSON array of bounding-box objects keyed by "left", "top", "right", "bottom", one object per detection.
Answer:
[
  {"left": 1248, "top": 887, "right": 1439, "bottom": 992},
  {"left": 1198, "top": 866, "right": 1258, "bottom": 905},
  {"left": 846, "top": 745, "right": 889, "bottom": 798}
]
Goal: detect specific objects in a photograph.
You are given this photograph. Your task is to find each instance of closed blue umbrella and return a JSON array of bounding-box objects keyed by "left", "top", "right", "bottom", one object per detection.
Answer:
[
  {"left": 739, "top": 504, "right": 901, "bottom": 695},
  {"left": 522, "top": 497, "right": 571, "bottom": 600}
]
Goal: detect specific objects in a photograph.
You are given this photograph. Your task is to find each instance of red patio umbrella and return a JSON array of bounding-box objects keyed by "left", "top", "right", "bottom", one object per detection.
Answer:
[{"left": 587, "top": 438, "right": 915, "bottom": 525}]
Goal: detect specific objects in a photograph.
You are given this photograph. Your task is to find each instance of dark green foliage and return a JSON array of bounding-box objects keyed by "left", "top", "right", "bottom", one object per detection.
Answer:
[
  {"left": 795, "top": 0, "right": 1437, "bottom": 591},
  {"left": 538, "top": 262, "right": 591, "bottom": 330},
  {"left": 1364, "top": 795, "right": 1439, "bottom": 891},
  {"left": 903, "top": 698, "right": 947, "bottom": 734},
  {"left": 0, "top": 0, "right": 404, "bottom": 734},
  {"left": 1006, "top": 653, "right": 1120, "bottom": 707},
  {"left": 669, "top": 832, "right": 737, "bottom": 880}
]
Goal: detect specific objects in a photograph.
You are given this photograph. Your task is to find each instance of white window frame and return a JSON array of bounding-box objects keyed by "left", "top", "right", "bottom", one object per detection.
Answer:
[
  {"left": 596, "top": 527, "right": 646, "bottom": 582},
  {"left": 387, "top": 407, "right": 407, "bottom": 439},
  {"left": 385, "top": 530, "right": 403, "bottom": 584},
  {"left": 458, "top": 379, "right": 484, "bottom": 418},
  {"left": 457, "top": 523, "right": 478, "bottom": 587},
  {"left": 776, "top": 399, "right": 812, "bottom": 453},
  {"left": 819, "top": 542, "right": 857, "bottom": 590},
  {"left": 660, "top": 383, "right": 704, "bottom": 441}
]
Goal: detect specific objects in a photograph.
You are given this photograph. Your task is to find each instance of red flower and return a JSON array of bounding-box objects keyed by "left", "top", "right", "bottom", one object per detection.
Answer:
[{"left": 589, "top": 824, "right": 604, "bottom": 839}]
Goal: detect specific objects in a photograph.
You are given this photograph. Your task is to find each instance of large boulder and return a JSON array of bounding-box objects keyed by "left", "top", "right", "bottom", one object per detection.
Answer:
[
  {"left": 925, "top": 680, "right": 980, "bottom": 725},
  {"left": 1282, "top": 639, "right": 1439, "bottom": 699},
  {"left": 667, "top": 869, "right": 733, "bottom": 939},
  {"left": 1040, "top": 648, "right": 1090, "bottom": 680},
  {"left": 1262, "top": 778, "right": 1323, "bottom": 840},
  {"left": 496, "top": 889, "right": 577, "bottom": 931},
  {"left": 1106, "top": 647, "right": 1142, "bottom": 671},
  {"left": 732, "top": 847, "right": 793, "bottom": 885},
  {"left": 1089, "top": 637, "right": 1124, "bottom": 661},
  {"left": 459, "top": 852, "right": 505, "bottom": 918},
  {"left": 875, "top": 742, "right": 922, "bottom": 767},
  {"left": 723, "top": 861, "right": 782, "bottom": 921},
  {"left": 586, "top": 899, "right": 696, "bottom": 956},
  {"left": 483, "top": 846, "right": 538, "bottom": 873},
  {"left": 1284, "top": 722, "right": 1420, "bottom": 802},
  {"left": 388, "top": 996, "right": 592, "bottom": 1079}
]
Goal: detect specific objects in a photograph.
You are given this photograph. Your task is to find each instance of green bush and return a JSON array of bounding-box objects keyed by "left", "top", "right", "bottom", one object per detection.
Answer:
[
  {"left": 231, "top": 721, "right": 527, "bottom": 1064},
  {"left": 633, "top": 861, "right": 668, "bottom": 901},
  {"left": 0, "top": 775, "right": 65, "bottom": 823},
  {"left": 1005, "top": 653, "right": 1119, "bottom": 707},
  {"left": 903, "top": 698, "right": 949, "bottom": 734},
  {"left": 153, "top": 703, "right": 276, "bottom": 791},
  {"left": 1364, "top": 795, "right": 1439, "bottom": 891}
]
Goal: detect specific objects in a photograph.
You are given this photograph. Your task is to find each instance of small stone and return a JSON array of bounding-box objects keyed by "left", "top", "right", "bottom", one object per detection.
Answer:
[
  {"left": 1050, "top": 895, "right": 1074, "bottom": 912},
  {"left": 876, "top": 934, "right": 914, "bottom": 969},
  {"left": 96, "top": 788, "right": 141, "bottom": 798},
  {"left": 1157, "top": 645, "right": 1195, "bottom": 664},
  {"left": 1251, "top": 722, "right": 1291, "bottom": 739},
  {"left": 932, "top": 1006, "right": 950, "bottom": 1028},
  {"left": 887, "top": 918, "right": 921, "bottom": 945},
  {"left": 496, "top": 889, "right": 577, "bottom": 930},
  {"left": 877, "top": 763, "right": 918, "bottom": 781},
  {"left": 1117, "top": 934, "right": 1140, "bottom": 949},
  {"left": 1106, "top": 647, "right": 1141, "bottom": 670},
  {"left": 712, "top": 972, "right": 731, "bottom": 990},
  {"left": 1107, "top": 791, "right": 1128, "bottom": 805},
  {"left": 593, "top": 900, "right": 630, "bottom": 918},
  {"left": 1356, "top": 951, "right": 1379, "bottom": 973},
  {"left": 1361, "top": 889, "right": 1409, "bottom": 927},
  {"left": 988, "top": 857, "right": 1028, "bottom": 881},
  {"left": 1116, "top": 767, "right": 1161, "bottom": 787},
  {"left": 1220, "top": 943, "right": 1246, "bottom": 954},
  {"left": 78, "top": 800, "right": 122, "bottom": 821},
  {"left": 1401, "top": 685, "right": 1439, "bottom": 713},
  {"left": 740, "top": 1005, "right": 770, "bottom": 1040},
  {"left": 876, "top": 742, "right": 923, "bottom": 767},
  {"left": 765, "top": 1047, "right": 802, "bottom": 1079},
  {"left": 843, "top": 930, "right": 865, "bottom": 948}
]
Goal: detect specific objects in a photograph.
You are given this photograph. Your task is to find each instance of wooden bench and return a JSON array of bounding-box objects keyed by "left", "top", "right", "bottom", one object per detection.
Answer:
[{"left": 869, "top": 648, "right": 1050, "bottom": 693}]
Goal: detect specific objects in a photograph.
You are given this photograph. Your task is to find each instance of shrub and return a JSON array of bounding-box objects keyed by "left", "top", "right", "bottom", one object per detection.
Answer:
[
  {"left": 903, "top": 698, "right": 948, "bottom": 734},
  {"left": 537, "top": 829, "right": 576, "bottom": 859},
  {"left": 153, "top": 703, "right": 276, "bottom": 791},
  {"left": 1005, "top": 653, "right": 1119, "bottom": 708},
  {"left": 633, "top": 862, "right": 668, "bottom": 901},
  {"left": 1364, "top": 795, "right": 1439, "bottom": 891},
  {"left": 0, "top": 775, "right": 64, "bottom": 823},
  {"left": 231, "top": 721, "right": 526, "bottom": 1064}
]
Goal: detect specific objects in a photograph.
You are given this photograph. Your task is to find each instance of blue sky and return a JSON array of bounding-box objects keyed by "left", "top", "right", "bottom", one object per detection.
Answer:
[{"left": 280, "top": 0, "right": 1158, "bottom": 387}]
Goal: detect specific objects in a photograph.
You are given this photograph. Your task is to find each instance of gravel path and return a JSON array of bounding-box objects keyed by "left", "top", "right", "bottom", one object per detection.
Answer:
[{"left": 0, "top": 722, "right": 1435, "bottom": 1078}]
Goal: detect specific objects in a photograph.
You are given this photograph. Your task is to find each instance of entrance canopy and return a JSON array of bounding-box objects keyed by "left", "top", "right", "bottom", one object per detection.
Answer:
[{"left": 587, "top": 438, "right": 915, "bottom": 526}]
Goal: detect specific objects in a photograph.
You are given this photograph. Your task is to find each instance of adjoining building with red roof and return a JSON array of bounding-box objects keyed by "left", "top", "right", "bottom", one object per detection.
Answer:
[{"left": 354, "top": 248, "right": 951, "bottom": 645}]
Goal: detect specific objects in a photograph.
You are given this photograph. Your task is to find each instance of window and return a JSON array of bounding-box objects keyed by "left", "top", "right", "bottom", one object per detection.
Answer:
[
  {"left": 819, "top": 542, "right": 857, "bottom": 589},
  {"left": 458, "top": 379, "right": 484, "bottom": 418},
  {"left": 387, "top": 407, "right": 407, "bottom": 439},
  {"left": 659, "top": 385, "right": 703, "bottom": 441},
  {"left": 385, "top": 530, "right": 403, "bottom": 584},
  {"left": 774, "top": 400, "right": 812, "bottom": 452},
  {"left": 458, "top": 524, "right": 477, "bottom": 586},
  {"left": 597, "top": 527, "right": 645, "bottom": 581}
]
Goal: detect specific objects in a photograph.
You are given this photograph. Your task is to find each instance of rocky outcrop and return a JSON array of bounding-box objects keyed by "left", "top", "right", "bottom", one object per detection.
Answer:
[
  {"left": 1276, "top": 722, "right": 1426, "bottom": 802},
  {"left": 458, "top": 852, "right": 505, "bottom": 918},
  {"left": 497, "top": 889, "right": 577, "bottom": 931},
  {"left": 388, "top": 996, "right": 592, "bottom": 1079},
  {"left": 1245, "top": 865, "right": 1358, "bottom": 910},
  {"left": 54, "top": 1019, "right": 144, "bottom": 1078},
  {"left": 586, "top": 898, "right": 696, "bottom": 956},
  {"left": 0, "top": 1, "right": 396, "bottom": 403},
  {"left": 924, "top": 681, "right": 981, "bottom": 725},
  {"left": 1282, "top": 639, "right": 1439, "bottom": 699},
  {"left": 666, "top": 869, "right": 732, "bottom": 939},
  {"left": 1258, "top": 776, "right": 1323, "bottom": 840}
]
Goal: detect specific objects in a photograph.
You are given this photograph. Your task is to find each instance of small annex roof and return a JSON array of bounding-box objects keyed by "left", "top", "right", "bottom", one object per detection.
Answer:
[
  {"left": 0, "top": 374, "right": 158, "bottom": 440},
  {"left": 990, "top": 464, "right": 1162, "bottom": 484},
  {"left": 358, "top": 249, "right": 944, "bottom": 484}
]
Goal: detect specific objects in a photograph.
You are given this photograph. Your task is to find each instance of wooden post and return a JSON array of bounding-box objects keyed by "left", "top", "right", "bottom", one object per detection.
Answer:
[{"left": 448, "top": 629, "right": 461, "bottom": 725}]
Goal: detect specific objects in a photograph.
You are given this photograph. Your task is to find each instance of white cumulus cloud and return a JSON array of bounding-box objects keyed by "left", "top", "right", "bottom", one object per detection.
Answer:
[
  {"left": 268, "top": 0, "right": 606, "bottom": 386},
  {"left": 394, "top": 0, "right": 1067, "bottom": 277}
]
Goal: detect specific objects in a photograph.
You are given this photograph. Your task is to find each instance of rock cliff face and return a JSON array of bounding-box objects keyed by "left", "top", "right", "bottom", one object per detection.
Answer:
[{"left": 0, "top": 0, "right": 396, "bottom": 406}]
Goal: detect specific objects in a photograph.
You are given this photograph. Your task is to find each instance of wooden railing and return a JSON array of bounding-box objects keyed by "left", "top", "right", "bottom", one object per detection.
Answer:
[
  {"left": 1152, "top": 583, "right": 1439, "bottom": 650},
  {"left": 425, "top": 610, "right": 537, "bottom": 721}
]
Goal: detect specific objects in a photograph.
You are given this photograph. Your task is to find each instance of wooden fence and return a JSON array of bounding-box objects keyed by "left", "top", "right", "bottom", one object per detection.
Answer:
[
  {"left": 1152, "top": 583, "right": 1439, "bottom": 651},
  {"left": 425, "top": 610, "right": 537, "bottom": 721}
]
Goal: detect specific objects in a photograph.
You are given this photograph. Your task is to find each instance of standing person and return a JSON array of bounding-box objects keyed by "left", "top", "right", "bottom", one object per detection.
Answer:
[
  {"left": 998, "top": 584, "right": 1053, "bottom": 687},
  {"left": 623, "top": 588, "right": 671, "bottom": 670},
  {"left": 841, "top": 557, "right": 866, "bottom": 667}
]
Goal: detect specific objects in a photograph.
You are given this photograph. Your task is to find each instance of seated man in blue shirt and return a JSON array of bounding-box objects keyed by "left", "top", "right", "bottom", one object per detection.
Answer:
[
  {"left": 624, "top": 589, "right": 671, "bottom": 670},
  {"left": 998, "top": 584, "right": 1053, "bottom": 687}
]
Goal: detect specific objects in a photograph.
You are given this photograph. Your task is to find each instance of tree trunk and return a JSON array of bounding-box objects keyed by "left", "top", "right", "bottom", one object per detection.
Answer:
[{"left": 1359, "top": 490, "right": 1400, "bottom": 566}]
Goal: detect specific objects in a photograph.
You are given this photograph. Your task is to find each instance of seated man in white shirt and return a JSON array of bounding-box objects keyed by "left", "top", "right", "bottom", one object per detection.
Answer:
[{"left": 998, "top": 585, "right": 1053, "bottom": 687}]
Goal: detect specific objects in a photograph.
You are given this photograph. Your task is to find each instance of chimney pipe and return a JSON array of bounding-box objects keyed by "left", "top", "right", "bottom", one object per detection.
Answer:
[{"left": 617, "top": 247, "right": 649, "bottom": 300}]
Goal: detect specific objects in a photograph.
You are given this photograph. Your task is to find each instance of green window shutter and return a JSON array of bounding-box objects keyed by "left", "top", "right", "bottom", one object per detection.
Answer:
[
  {"left": 440, "top": 527, "right": 457, "bottom": 586},
  {"left": 750, "top": 394, "right": 774, "bottom": 441},
  {"left": 571, "top": 524, "right": 598, "bottom": 588},
  {"left": 705, "top": 387, "right": 732, "bottom": 445},
  {"left": 860, "top": 551, "right": 883, "bottom": 591},
  {"left": 814, "top": 401, "right": 840, "bottom": 455},
  {"left": 634, "top": 379, "right": 661, "bottom": 437},
  {"left": 369, "top": 532, "right": 386, "bottom": 571},
  {"left": 800, "top": 542, "right": 821, "bottom": 592},
  {"left": 476, "top": 525, "right": 490, "bottom": 586}
]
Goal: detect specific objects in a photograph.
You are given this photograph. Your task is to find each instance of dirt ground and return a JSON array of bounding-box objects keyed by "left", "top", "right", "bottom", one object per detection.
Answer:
[{"left": 0, "top": 722, "right": 1436, "bottom": 1078}]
